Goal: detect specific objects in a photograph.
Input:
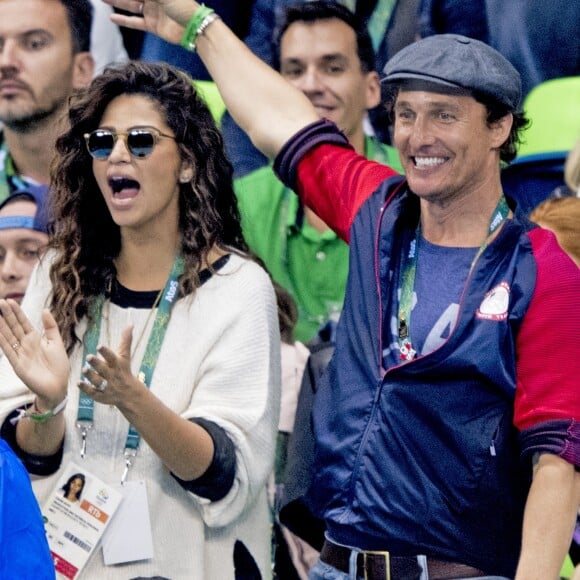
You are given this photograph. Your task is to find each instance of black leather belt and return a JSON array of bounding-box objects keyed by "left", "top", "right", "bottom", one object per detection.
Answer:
[{"left": 320, "top": 539, "right": 486, "bottom": 580}]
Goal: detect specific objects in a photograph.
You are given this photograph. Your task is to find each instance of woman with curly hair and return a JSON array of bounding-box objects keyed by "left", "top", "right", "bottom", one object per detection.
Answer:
[{"left": 0, "top": 61, "right": 280, "bottom": 578}]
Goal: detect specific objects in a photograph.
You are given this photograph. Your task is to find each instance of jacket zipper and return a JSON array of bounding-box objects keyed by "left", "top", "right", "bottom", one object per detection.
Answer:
[{"left": 345, "top": 192, "right": 507, "bottom": 509}]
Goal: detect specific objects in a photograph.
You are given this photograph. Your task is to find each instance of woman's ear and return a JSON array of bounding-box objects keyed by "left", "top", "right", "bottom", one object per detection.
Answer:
[{"left": 179, "top": 165, "right": 194, "bottom": 184}]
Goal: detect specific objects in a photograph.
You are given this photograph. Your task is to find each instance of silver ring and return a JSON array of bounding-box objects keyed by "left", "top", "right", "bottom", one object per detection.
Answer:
[
  {"left": 96, "top": 379, "right": 108, "bottom": 392},
  {"left": 139, "top": 2, "right": 144, "bottom": 15},
  {"left": 12, "top": 342, "right": 20, "bottom": 351}
]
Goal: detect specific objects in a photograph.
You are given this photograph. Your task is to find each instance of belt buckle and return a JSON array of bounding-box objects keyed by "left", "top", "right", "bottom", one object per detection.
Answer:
[{"left": 363, "top": 550, "right": 391, "bottom": 580}]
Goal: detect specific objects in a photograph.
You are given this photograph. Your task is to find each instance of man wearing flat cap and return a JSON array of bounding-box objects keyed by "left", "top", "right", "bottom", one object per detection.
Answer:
[{"left": 109, "top": 3, "right": 580, "bottom": 579}]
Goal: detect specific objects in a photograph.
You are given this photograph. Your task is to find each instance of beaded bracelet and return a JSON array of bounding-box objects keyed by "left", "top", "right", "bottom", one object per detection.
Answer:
[
  {"left": 10, "top": 396, "right": 68, "bottom": 425},
  {"left": 180, "top": 4, "right": 221, "bottom": 52}
]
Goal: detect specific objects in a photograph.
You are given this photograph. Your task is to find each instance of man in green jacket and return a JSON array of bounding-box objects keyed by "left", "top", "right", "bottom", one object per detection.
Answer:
[{"left": 235, "top": 1, "right": 402, "bottom": 342}]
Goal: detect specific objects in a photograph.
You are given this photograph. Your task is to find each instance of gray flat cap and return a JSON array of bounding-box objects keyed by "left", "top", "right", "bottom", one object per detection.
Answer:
[{"left": 382, "top": 34, "right": 522, "bottom": 111}]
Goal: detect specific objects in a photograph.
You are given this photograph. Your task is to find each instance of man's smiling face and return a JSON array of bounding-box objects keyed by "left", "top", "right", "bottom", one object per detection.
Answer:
[
  {"left": 393, "top": 89, "right": 511, "bottom": 204},
  {"left": 279, "top": 17, "right": 380, "bottom": 149}
]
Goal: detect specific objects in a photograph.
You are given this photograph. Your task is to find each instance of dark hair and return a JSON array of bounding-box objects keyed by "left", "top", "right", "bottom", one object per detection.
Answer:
[
  {"left": 61, "top": 473, "right": 86, "bottom": 500},
  {"left": 382, "top": 81, "right": 530, "bottom": 163},
  {"left": 60, "top": 0, "right": 93, "bottom": 54},
  {"left": 274, "top": 1, "right": 376, "bottom": 73},
  {"left": 478, "top": 98, "right": 529, "bottom": 163},
  {"left": 49, "top": 61, "right": 248, "bottom": 352}
]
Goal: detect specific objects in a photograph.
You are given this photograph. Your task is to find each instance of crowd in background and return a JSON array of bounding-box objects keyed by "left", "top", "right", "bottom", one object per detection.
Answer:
[{"left": 0, "top": 0, "right": 578, "bottom": 579}]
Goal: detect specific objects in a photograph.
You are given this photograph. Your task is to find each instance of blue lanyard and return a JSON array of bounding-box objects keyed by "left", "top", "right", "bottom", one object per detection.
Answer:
[
  {"left": 397, "top": 196, "right": 510, "bottom": 361},
  {"left": 76, "top": 256, "right": 183, "bottom": 476}
]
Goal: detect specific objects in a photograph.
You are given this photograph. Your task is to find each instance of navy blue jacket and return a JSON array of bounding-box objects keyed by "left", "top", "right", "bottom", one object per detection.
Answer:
[{"left": 274, "top": 120, "right": 580, "bottom": 577}]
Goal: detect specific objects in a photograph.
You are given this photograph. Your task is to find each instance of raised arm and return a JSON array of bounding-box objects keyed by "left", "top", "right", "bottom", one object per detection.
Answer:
[{"left": 105, "top": 0, "right": 319, "bottom": 158}]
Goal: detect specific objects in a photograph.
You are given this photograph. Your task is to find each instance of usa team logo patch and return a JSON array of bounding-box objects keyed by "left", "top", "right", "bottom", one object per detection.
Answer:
[{"left": 476, "top": 282, "right": 510, "bottom": 321}]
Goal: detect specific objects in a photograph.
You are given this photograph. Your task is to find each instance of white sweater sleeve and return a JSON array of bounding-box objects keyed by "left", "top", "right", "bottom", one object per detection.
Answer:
[{"left": 177, "top": 258, "right": 281, "bottom": 527}]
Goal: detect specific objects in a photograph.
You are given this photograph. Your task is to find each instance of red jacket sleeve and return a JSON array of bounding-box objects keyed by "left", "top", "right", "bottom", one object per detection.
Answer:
[
  {"left": 273, "top": 119, "right": 398, "bottom": 243},
  {"left": 515, "top": 228, "right": 580, "bottom": 467},
  {"left": 514, "top": 228, "right": 580, "bottom": 429},
  {"left": 296, "top": 145, "right": 397, "bottom": 242}
]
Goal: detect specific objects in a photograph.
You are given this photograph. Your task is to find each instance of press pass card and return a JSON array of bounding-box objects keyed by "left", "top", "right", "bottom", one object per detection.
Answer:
[{"left": 42, "top": 462, "right": 123, "bottom": 579}]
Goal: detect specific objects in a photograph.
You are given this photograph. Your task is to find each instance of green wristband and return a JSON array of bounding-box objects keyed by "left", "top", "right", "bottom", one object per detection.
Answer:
[
  {"left": 180, "top": 4, "right": 215, "bottom": 51},
  {"left": 9, "top": 397, "right": 68, "bottom": 426}
]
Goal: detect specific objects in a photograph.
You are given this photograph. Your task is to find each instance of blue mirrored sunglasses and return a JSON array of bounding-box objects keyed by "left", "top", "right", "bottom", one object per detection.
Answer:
[{"left": 83, "top": 126, "right": 176, "bottom": 160}]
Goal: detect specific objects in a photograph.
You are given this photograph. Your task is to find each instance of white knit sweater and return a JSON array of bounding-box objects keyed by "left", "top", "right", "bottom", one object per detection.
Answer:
[{"left": 0, "top": 253, "right": 281, "bottom": 579}]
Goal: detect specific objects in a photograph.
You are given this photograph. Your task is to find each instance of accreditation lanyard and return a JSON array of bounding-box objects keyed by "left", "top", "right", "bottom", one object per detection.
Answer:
[
  {"left": 76, "top": 256, "right": 183, "bottom": 482},
  {"left": 397, "top": 196, "right": 510, "bottom": 361}
]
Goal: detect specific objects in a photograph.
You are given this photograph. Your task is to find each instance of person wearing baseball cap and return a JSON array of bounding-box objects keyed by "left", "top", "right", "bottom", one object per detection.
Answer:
[
  {"left": 108, "top": 3, "right": 580, "bottom": 579},
  {"left": 0, "top": 185, "right": 48, "bottom": 304}
]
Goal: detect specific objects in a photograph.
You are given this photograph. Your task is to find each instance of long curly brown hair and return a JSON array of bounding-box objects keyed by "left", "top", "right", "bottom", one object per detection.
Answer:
[{"left": 48, "top": 61, "right": 248, "bottom": 352}]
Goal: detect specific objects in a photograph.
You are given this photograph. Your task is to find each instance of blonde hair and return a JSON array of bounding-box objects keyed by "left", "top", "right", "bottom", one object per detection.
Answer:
[{"left": 529, "top": 197, "right": 580, "bottom": 266}]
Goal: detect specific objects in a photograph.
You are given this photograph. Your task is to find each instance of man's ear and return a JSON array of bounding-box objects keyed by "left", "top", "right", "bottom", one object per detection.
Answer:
[
  {"left": 490, "top": 112, "right": 514, "bottom": 150},
  {"left": 364, "top": 71, "right": 382, "bottom": 110},
  {"left": 72, "top": 52, "right": 95, "bottom": 89}
]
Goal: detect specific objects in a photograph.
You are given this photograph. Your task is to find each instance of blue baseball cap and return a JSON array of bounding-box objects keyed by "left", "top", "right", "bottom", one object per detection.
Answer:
[
  {"left": 382, "top": 34, "right": 522, "bottom": 111},
  {"left": 0, "top": 184, "right": 49, "bottom": 234}
]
